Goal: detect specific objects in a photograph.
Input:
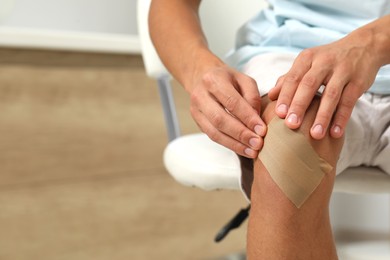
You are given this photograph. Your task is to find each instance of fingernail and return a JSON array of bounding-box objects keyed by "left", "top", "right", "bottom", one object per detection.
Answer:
[
  {"left": 277, "top": 104, "right": 288, "bottom": 115},
  {"left": 249, "top": 137, "right": 261, "bottom": 149},
  {"left": 245, "top": 148, "right": 256, "bottom": 158},
  {"left": 254, "top": 124, "right": 266, "bottom": 136},
  {"left": 333, "top": 125, "right": 342, "bottom": 136},
  {"left": 287, "top": 113, "right": 299, "bottom": 125},
  {"left": 312, "top": 124, "right": 324, "bottom": 135}
]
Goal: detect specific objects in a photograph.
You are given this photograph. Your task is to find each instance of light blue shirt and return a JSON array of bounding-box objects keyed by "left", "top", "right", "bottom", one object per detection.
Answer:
[{"left": 226, "top": 0, "right": 390, "bottom": 94}]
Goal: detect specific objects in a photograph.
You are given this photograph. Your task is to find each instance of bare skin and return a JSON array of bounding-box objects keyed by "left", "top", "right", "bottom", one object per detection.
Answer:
[
  {"left": 149, "top": 0, "right": 390, "bottom": 258},
  {"left": 149, "top": 0, "right": 266, "bottom": 159},
  {"left": 269, "top": 15, "right": 390, "bottom": 139},
  {"left": 150, "top": 0, "right": 390, "bottom": 159},
  {"left": 247, "top": 96, "right": 344, "bottom": 259}
]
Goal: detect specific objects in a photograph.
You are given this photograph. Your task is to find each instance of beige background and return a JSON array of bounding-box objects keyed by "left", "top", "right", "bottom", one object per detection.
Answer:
[{"left": 0, "top": 48, "right": 247, "bottom": 260}]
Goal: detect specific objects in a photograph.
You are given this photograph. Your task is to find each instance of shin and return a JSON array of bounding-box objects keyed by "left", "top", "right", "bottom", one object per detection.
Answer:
[{"left": 247, "top": 96, "right": 344, "bottom": 260}]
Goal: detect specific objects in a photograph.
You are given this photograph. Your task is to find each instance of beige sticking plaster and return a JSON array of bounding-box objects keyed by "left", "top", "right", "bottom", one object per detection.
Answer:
[{"left": 258, "top": 117, "right": 333, "bottom": 208}]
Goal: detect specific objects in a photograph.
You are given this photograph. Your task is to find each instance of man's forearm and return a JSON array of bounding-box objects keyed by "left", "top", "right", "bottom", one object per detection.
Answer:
[{"left": 149, "top": 0, "right": 224, "bottom": 92}]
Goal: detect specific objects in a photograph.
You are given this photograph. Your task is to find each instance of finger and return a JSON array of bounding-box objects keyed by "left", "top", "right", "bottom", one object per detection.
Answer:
[
  {"left": 193, "top": 93, "right": 263, "bottom": 150},
  {"left": 310, "top": 72, "right": 349, "bottom": 139},
  {"left": 275, "top": 51, "right": 313, "bottom": 120},
  {"left": 329, "top": 82, "right": 359, "bottom": 139},
  {"left": 286, "top": 67, "right": 328, "bottom": 129},
  {"left": 212, "top": 78, "right": 266, "bottom": 137},
  {"left": 268, "top": 74, "right": 285, "bottom": 101},
  {"left": 234, "top": 73, "right": 267, "bottom": 137},
  {"left": 235, "top": 73, "right": 262, "bottom": 114},
  {"left": 191, "top": 108, "right": 261, "bottom": 158}
]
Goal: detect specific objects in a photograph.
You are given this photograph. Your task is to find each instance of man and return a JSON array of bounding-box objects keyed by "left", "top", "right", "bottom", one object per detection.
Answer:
[{"left": 149, "top": 0, "right": 390, "bottom": 258}]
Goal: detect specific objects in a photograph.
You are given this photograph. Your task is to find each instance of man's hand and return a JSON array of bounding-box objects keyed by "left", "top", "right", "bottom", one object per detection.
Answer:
[
  {"left": 268, "top": 28, "right": 383, "bottom": 139},
  {"left": 149, "top": 0, "right": 266, "bottom": 158},
  {"left": 189, "top": 65, "right": 266, "bottom": 158}
]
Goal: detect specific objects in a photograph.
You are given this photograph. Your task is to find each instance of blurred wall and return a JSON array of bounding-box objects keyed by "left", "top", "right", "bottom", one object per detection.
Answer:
[
  {"left": 0, "top": 0, "right": 139, "bottom": 53},
  {"left": 1, "top": 0, "right": 137, "bottom": 35},
  {"left": 200, "top": 0, "right": 267, "bottom": 58}
]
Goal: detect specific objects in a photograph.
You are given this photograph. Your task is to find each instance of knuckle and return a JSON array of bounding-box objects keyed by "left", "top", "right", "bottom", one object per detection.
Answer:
[
  {"left": 351, "top": 79, "right": 366, "bottom": 90},
  {"left": 248, "top": 95, "right": 262, "bottom": 109},
  {"left": 239, "top": 113, "right": 252, "bottom": 126},
  {"left": 337, "top": 62, "right": 351, "bottom": 75},
  {"left": 190, "top": 92, "right": 200, "bottom": 105},
  {"left": 225, "top": 95, "right": 239, "bottom": 112},
  {"left": 335, "top": 108, "right": 350, "bottom": 123},
  {"left": 201, "top": 71, "right": 219, "bottom": 89},
  {"left": 237, "top": 128, "right": 247, "bottom": 143},
  {"left": 319, "top": 52, "right": 335, "bottom": 65},
  {"left": 291, "top": 100, "right": 308, "bottom": 112},
  {"left": 325, "top": 86, "right": 340, "bottom": 99},
  {"left": 316, "top": 112, "right": 332, "bottom": 124},
  {"left": 241, "top": 75, "right": 257, "bottom": 86},
  {"left": 189, "top": 106, "right": 197, "bottom": 118},
  {"left": 275, "top": 76, "right": 284, "bottom": 87},
  {"left": 285, "top": 73, "right": 301, "bottom": 84},
  {"left": 210, "top": 112, "right": 224, "bottom": 129},
  {"left": 300, "top": 49, "right": 315, "bottom": 60},
  {"left": 232, "top": 142, "right": 244, "bottom": 154},
  {"left": 300, "top": 75, "right": 317, "bottom": 89},
  {"left": 207, "top": 128, "right": 220, "bottom": 142},
  {"left": 340, "top": 95, "right": 356, "bottom": 110},
  {"left": 247, "top": 115, "right": 260, "bottom": 128},
  {"left": 243, "top": 91, "right": 261, "bottom": 106},
  {"left": 248, "top": 77, "right": 257, "bottom": 86},
  {"left": 278, "top": 92, "right": 292, "bottom": 103}
]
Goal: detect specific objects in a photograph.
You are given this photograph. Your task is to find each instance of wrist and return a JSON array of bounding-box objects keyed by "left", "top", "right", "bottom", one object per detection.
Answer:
[
  {"left": 371, "top": 28, "right": 390, "bottom": 66},
  {"left": 181, "top": 47, "right": 226, "bottom": 93},
  {"left": 357, "top": 16, "right": 390, "bottom": 67}
]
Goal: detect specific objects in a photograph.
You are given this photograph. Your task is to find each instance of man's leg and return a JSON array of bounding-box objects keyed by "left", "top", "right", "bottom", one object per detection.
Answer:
[{"left": 247, "top": 96, "right": 344, "bottom": 259}]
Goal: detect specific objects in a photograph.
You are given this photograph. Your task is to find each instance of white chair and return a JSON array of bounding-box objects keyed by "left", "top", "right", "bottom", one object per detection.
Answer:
[{"left": 137, "top": 0, "right": 390, "bottom": 258}]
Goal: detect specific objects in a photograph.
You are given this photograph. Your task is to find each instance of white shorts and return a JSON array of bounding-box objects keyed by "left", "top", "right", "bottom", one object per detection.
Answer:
[{"left": 242, "top": 52, "right": 390, "bottom": 176}]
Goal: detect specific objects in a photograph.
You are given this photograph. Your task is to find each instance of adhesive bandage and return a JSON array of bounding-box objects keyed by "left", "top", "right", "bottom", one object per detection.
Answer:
[{"left": 258, "top": 117, "right": 333, "bottom": 208}]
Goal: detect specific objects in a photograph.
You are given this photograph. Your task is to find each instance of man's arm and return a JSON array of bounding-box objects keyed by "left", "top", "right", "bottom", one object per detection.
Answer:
[
  {"left": 149, "top": 0, "right": 216, "bottom": 90},
  {"left": 149, "top": 0, "right": 266, "bottom": 158}
]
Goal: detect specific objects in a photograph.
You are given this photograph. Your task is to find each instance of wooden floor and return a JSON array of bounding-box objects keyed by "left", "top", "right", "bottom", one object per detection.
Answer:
[{"left": 0, "top": 48, "right": 247, "bottom": 260}]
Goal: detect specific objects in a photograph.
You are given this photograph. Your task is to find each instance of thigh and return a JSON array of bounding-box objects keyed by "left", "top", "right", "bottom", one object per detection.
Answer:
[{"left": 372, "top": 94, "right": 390, "bottom": 174}]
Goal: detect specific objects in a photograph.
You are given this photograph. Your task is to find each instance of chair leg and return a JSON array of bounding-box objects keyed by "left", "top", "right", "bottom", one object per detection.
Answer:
[
  {"left": 215, "top": 206, "right": 250, "bottom": 242},
  {"left": 157, "top": 75, "right": 181, "bottom": 141}
]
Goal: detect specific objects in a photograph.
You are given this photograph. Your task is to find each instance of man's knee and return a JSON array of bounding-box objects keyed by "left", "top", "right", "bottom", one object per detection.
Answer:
[{"left": 251, "top": 96, "right": 344, "bottom": 209}]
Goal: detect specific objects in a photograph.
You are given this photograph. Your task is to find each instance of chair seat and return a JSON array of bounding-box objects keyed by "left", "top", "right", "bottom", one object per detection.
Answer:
[
  {"left": 164, "top": 133, "right": 241, "bottom": 190},
  {"left": 164, "top": 133, "right": 390, "bottom": 193}
]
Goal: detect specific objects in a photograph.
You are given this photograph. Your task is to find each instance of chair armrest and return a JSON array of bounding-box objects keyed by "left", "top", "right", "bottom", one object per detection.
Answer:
[{"left": 137, "top": 0, "right": 169, "bottom": 79}]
